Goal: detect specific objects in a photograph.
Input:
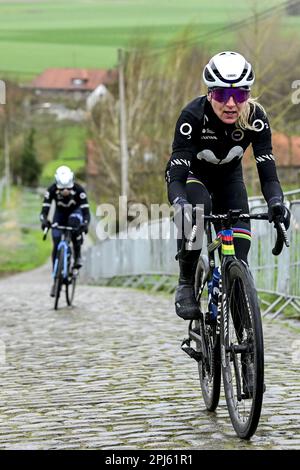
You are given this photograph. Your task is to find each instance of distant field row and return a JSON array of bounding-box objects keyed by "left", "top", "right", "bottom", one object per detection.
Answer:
[
  {"left": 0, "top": 0, "right": 298, "bottom": 80},
  {"left": 0, "top": 0, "right": 283, "bottom": 29},
  {"left": 0, "top": 24, "right": 237, "bottom": 79}
]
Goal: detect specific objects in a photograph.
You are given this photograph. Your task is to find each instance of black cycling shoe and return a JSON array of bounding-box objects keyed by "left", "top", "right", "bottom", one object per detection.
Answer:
[{"left": 175, "top": 284, "right": 200, "bottom": 320}]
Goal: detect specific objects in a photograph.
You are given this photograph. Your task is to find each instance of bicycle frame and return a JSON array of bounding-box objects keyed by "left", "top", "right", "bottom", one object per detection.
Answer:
[
  {"left": 52, "top": 239, "right": 71, "bottom": 280},
  {"left": 51, "top": 227, "right": 73, "bottom": 281},
  {"left": 200, "top": 221, "right": 237, "bottom": 327}
]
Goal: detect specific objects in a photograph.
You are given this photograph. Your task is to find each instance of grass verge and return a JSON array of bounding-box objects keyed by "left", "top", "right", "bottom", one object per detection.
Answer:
[{"left": 0, "top": 187, "right": 51, "bottom": 275}]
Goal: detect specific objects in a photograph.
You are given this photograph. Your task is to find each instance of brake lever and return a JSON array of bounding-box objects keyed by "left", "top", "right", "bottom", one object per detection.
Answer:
[
  {"left": 43, "top": 227, "right": 49, "bottom": 241},
  {"left": 279, "top": 222, "right": 290, "bottom": 247},
  {"left": 272, "top": 221, "right": 289, "bottom": 256}
]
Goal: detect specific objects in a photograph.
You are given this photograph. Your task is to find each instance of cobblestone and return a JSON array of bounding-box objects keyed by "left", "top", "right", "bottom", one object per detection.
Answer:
[{"left": 0, "top": 264, "right": 299, "bottom": 449}]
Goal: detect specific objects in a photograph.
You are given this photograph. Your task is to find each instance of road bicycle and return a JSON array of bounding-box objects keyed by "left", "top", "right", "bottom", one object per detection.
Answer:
[
  {"left": 181, "top": 208, "right": 289, "bottom": 439},
  {"left": 43, "top": 223, "right": 80, "bottom": 310}
]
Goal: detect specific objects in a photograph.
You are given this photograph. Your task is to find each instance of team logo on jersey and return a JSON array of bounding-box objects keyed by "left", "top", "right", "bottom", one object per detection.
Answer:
[
  {"left": 180, "top": 123, "right": 192, "bottom": 139},
  {"left": 201, "top": 135, "right": 218, "bottom": 140},
  {"left": 252, "top": 119, "right": 266, "bottom": 132},
  {"left": 201, "top": 128, "right": 217, "bottom": 140},
  {"left": 231, "top": 129, "right": 244, "bottom": 141},
  {"left": 80, "top": 192, "right": 87, "bottom": 199},
  {"left": 197, "top": 146, "right": 243, "bottom": 165}
]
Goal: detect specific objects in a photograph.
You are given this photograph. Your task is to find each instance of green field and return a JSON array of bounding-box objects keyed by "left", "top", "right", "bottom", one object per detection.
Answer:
[
  {"left": 0, "top": 0, "right": 295, "bottom": 80},
  {"left": 40, "top": 125, "right": 86, "bottom": 186}
]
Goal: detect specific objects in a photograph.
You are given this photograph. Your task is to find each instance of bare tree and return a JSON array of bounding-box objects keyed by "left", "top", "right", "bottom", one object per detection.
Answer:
[
  {"left": 88, "top": 7, "right": 300, "bottom": 205},
  {"left": 88, "top": 33, "right": 208, "bottom": 207},
  {"left": 238, "top": 6, "right": 300, "bottom": 133}
]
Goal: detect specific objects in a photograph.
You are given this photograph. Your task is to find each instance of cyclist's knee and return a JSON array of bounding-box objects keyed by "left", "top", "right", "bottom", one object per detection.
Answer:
[
  {"left": 52, "top": 228, "right": 61, "bottom": 242},
  {"left": 186, "top": 177, "right": 212, "bottom": 215}
]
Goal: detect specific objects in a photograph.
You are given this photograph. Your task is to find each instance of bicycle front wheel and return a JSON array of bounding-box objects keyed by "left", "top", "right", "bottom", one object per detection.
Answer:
[
  {"left": 221, "top": 260, "right": 264, "bottom": 439},
  {"left": 194, "top": 255, "right": 221, "bottom": 412},
  {"left": 54, "top": 249, "right": 64, "bottom": 310}
]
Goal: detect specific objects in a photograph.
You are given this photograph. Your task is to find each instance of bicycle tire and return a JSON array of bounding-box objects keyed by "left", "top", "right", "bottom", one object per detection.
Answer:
[
  {"left": 54, "top": 248, "right": 64, "bottom": 310},
  {"left": 194, "top": 255, "right": 221, "bottom": 412},
  {"left": 221, "top": 260, "right": 264, "bottom": 439},
  {"left": 66, "top": 270, "right": 77, "bottom": 306}
]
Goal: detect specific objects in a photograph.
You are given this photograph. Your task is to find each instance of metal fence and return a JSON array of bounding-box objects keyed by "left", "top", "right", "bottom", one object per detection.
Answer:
[
  {"left": 82, "top": 218, "right": 178, "bottom": 279},
  {"left": 82, "top": 191, "right": 300, "bottom": 313},
  {"left": 248, "top": 196, "right": 300, "bottom": 316}
]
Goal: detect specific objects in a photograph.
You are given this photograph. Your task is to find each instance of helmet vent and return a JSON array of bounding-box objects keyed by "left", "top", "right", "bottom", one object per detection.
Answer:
[{"left": 204, "top": 69, "right": 215, "bottom": 82}]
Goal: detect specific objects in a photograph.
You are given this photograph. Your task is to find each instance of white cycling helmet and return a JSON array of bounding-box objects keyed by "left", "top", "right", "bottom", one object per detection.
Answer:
[
  {"left": 203, "top": 51, "right": 255, "bottom": 88},
  {"left": 55, "top": 165, "right": 74, "bottom": 189}
]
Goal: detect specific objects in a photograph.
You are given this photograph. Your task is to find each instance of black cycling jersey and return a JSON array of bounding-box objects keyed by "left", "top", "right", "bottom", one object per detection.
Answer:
[
  {"left": 40, "top": 182, "right": 91, "bottom": 224},
  {"left": 165, "top": 95, "right": 283, "bottom": 205}
]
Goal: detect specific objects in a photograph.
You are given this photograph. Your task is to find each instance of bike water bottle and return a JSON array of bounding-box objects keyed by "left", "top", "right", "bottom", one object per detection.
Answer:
[{"left": 209, "top": 267, "right": 221, "bottom": 320}]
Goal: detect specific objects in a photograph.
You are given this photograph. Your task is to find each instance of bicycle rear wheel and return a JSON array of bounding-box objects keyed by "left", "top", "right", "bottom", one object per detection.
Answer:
[
  {"left": 54, "top": 249, "right": 64, "bottom": 310},
  {"left": 194, "top": 255, "right": 221, "bottom": 411},
  {"left": 221, "top": 260, "right": 264, "bottom": 439}
]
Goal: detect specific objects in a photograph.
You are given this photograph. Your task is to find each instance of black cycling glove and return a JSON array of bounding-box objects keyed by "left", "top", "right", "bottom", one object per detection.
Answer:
[
  {"left": 173, "top": 196, "right": 195, "bottom": 233},
  {"left": 82, "top": 221, "right": 89, "bottom": 234},
  {"left": 40, "top": 217, "right": 50, "bottom": 231},
  {"left": 268, "top": 198, "right": 290, "bottom": 230}
]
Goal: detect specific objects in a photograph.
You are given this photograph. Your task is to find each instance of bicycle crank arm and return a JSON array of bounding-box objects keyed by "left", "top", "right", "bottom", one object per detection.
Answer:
[{"left": 226, "top": 343, "right": 253, "bottom": 354}]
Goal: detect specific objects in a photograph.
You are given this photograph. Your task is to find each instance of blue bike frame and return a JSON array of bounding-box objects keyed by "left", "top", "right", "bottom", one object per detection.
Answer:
[{"left": 52, "top": 240, "right": 69, "bottom": 280}]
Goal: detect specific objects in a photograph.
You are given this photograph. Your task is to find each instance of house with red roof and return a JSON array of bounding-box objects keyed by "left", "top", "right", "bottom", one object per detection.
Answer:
[{"left": 26, "top": 67, "right": 117, "bottom": 99}]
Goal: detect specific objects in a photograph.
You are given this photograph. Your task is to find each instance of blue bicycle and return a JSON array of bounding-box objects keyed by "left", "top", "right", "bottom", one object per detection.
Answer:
[{"left": 44, "top": 223, "right": 79, "bottom": 310}]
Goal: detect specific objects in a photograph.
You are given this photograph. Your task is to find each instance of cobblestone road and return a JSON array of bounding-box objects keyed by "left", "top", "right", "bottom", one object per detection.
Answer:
[{"left": 0, "top": 265, "right": 299, "bottom": 450}]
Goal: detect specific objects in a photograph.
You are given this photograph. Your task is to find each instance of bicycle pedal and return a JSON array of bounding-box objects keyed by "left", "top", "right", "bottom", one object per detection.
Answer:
[{"left": 181, "top": 338, "right": 202, "bottom": 362}]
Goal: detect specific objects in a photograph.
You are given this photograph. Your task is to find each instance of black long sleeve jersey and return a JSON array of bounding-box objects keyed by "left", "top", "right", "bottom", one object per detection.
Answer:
[
  {"left": 40, "top": 182, "right": 91, "bottom": 224},
  {"left": 165, "top": 95, "right": 283, "bottom": 205}
]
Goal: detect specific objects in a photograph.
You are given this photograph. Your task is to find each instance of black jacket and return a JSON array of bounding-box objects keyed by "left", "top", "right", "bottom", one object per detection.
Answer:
[
  {"left": 165, "top": 95, "right": 283, "bottom": 204},
  {"left": 40, "top": 182, "right": 90, "bottom": 224}
]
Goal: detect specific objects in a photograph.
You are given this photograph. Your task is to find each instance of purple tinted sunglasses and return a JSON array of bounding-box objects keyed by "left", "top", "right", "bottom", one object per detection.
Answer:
[{"left": 210, "top": 87, "right": 250, "bottom": 104}]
